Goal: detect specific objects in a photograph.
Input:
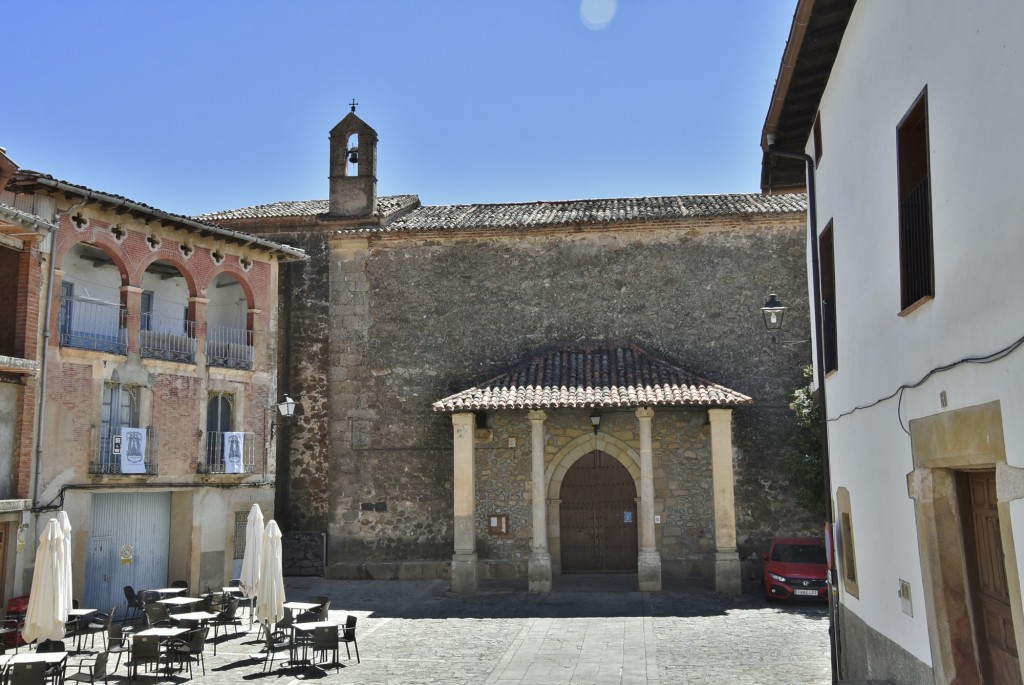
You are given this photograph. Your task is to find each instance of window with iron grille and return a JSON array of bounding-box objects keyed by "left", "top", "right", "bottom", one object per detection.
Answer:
[
  {"left": 97, "top": 383, "right": 140, "bottom": 474},
  {"left": 205, "top": 392, "right": 234, "bottom": 472},
  {"left": 233, "top": 511, "right": 248, "bottom": 560},
  {"left": 897, "top": 88, "right": 934, "bottom": 311}
]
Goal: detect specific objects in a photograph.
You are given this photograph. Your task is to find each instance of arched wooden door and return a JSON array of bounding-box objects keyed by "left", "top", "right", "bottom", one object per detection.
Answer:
[{"left": 560, "top": 451, "right": 638, "bottom": 572}]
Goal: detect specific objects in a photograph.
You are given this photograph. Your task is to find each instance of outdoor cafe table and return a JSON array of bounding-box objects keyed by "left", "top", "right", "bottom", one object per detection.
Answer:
[
  {"left": 283, "top": 601, "right": 320, "bottom": 612},
  {"left": 290, "top": 621, "right": 338, "bottom": 667},
  {"left": 0, "top": 651, "right": 69, "bottom": 681},
  {"left": 171, "top": 611, "right": 218, "bottom": 625},
  {"left": 157, "top": 596, "right": 203, "bottom": 611},
  {"left": 67, "top": 607, "right": 98, "bottom": 653},
  {"left": 150, "top": 587, "right": 187, "bottom": 598}
]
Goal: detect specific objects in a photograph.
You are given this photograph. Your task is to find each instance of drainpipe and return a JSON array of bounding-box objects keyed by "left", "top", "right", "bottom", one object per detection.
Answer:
[{"left": 766, "top": 135, "right": 839, "bottom": 685}]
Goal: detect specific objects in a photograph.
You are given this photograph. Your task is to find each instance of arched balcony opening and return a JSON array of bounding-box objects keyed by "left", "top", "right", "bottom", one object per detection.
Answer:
[
  {"left": 140, "top": 259, "right": 196, "bottom": 363},
  {"left": 206, "top": 272, "right": 254, "bottom": 370},
  {"left": 58, "top": 243, "right": 127, "bottom": 354}
]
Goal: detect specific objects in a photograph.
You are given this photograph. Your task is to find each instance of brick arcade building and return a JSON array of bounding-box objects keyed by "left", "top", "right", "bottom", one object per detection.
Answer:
[{"left": 199, "top": 109, "right": 815, "bottom": 592}]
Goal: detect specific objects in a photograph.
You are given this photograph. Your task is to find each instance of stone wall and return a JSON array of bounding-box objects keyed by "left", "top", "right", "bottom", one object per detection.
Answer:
[{"left": 238, "top": 212, "right": 819, "bottom": 579}]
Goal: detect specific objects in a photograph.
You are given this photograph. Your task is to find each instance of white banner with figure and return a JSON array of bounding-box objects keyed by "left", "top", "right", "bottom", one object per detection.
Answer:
[
  {"left": 223, "top": 432, "right": 245, "bottom": 473},
  {"left": 119, "top": 427, "right": 147, "bottom": 474}
]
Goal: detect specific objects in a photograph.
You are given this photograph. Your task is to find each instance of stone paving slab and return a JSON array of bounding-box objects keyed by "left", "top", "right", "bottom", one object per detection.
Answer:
[{"left": 42, "top": 576, "right": 830, "bottom": 684}]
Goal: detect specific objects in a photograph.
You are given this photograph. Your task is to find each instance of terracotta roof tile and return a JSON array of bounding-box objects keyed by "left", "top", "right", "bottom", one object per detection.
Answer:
[
  {"left": 433, "top": 342, "right": 753, "bottom": 412},
  {"left": 198, "top": 192, "right": 806, "bottom": 231},
  {"left": 196, "top": 196, "right": 419, "bottom": 221}
]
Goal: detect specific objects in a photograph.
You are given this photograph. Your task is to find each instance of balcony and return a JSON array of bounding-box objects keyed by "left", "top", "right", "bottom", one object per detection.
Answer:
[
  {"left": 206, "top": 327, "right": 254, "bottom": 370},
  {"left": 59, "top": 296, "right": 127, "bottom": 355},
  {"left": 140, "top": 314, "right": 197, "bottom": 363},
  {"left": 91, "top": 427, "right": 158, "bottom": 475},
  {"left": 201, "top": 431, "right": 258, "bottom": 474}
]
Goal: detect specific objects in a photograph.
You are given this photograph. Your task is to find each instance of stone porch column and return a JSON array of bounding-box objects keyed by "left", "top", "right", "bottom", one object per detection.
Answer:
[
  {"left": 636, "top": 407, "right": 662, "bottom": 591},
  {"left": 709, "top": 408, "right": 741, "bottom": 594},
  {"left": 527, "top": 410, "right": 552, "bottom": 592},
  {"left": 451, "top": 412, "right": 478, "bottom": 594}
]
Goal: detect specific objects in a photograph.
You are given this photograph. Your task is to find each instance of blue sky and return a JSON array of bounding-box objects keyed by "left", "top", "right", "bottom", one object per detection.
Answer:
[{"left": 3, "top": 1, "right": 794, "bottom": 216}]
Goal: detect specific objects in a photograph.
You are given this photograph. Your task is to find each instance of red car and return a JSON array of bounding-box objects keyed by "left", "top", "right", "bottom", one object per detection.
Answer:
[{"left": 761, "top": 536, "right": 828, "bottom": 601}]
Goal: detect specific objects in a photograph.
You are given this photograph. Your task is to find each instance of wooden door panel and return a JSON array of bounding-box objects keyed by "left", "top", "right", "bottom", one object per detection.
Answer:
[
  {"left": 962, "top": 470, "right": 1021, "bottom": 684},
  {"left": 560, "top": 452, "right": 637, "bottom": 572}
]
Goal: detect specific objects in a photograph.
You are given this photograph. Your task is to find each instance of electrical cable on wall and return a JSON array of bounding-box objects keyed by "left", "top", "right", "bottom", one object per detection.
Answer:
[{"left": 828, "top": 330, "right": 1024, "bottom": 434}]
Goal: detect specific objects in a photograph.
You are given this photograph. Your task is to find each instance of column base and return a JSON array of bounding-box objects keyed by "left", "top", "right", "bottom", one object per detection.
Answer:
[
  {"left": 715, "top": 550, "right": 742, "bottom": 594},
  {"left": 528, "top": 552, "right": 552, "bottom": 593},
  {"left": 451, "top": 552, "right": 478, "bottom": 595},
  {"left": 638, "top": 549, "right": 662, "bottom": 591}
]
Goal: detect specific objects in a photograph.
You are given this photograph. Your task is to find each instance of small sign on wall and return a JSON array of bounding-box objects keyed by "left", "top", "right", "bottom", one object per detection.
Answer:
[
  {"left": 487, "top": 514, "right": 509, "bottom": 536},
  {"left": 624, "top": 511, "right": 634, "bottom": 523},
  {"left": 120, "top": 544, "right": 134, "bottom": 566}
]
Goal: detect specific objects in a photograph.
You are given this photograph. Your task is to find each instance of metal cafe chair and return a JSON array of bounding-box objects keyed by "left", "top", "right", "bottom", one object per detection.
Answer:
[
  {"left": 64, "top": 650, "right": 112, "bottom": 684},
  {"left": 340, "top": 614, "right": 360, "bottom": 663},
  {"left": 312, "top": 625, "right": 340, "bottom": 672},
  {"left": 256, "top": 621, "right": 293, "bottom": 672},
  {"left": 127, "top": 635, "right": 164, "bottom": 682},
  {"left": 170, "top": 626, "right": 209, "bottom": 678}
]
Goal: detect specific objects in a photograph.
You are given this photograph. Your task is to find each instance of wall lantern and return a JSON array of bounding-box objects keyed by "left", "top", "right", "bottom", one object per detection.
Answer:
[
  {"left": 761, "top": 293, "right": 787, "bottom": 331},
  {"left": 270, "top": 395, "right": 298, "bottom": 439},
  {"left": 590, "top": 409, "right": 602, "bottom": 435}
]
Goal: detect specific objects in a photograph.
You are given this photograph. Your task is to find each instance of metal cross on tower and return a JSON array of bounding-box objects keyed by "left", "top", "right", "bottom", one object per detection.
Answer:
[{"left": 349, "top": 99, "right": 358, "bottom": 113}]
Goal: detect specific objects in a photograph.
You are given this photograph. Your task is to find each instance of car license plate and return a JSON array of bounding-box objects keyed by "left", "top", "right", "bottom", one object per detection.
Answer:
[{"left": 794, "top": 588, "right": 818, "bottom": 596}]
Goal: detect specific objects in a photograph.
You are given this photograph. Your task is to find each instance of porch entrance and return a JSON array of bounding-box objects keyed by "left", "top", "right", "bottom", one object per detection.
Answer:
[
  {"left": 959, "top": 470, "right": 1022, "bottom": 684},
  {"left": 559, "top": 451, "right": 637, "bottom": 572}
]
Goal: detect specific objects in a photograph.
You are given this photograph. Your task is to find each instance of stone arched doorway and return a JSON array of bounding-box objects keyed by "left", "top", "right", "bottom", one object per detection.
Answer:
[{"left": 559, "top": 451, "right": 638, "bottom": 572}]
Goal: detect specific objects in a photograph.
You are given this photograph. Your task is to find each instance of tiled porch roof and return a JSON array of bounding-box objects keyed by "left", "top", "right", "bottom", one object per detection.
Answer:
[{"left": 432, "top": 342, "right": 753, "bottom": 412}]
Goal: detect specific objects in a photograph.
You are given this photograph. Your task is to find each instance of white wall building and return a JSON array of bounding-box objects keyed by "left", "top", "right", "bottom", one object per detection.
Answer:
[{"left": 763, "top": 1, "right": 1024, "bottom": 682}]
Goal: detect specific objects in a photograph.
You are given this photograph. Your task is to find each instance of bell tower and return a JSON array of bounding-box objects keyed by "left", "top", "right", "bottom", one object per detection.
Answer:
[{"left": 328, "top": 100, "right": 378, "bottom": 218}]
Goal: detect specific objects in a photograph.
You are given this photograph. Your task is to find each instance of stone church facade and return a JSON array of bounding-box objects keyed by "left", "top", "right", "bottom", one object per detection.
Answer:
[{"left": 199, "top": 109, "right": 814, "bottom": 592}]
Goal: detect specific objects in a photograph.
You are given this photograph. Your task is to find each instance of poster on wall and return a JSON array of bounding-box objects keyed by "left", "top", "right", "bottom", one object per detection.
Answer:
[
  {"left": 223, "top": 432, "right": 245, "bottom": 473},
  {"left": 119, "top": 427, "right": 147, "bottom": 474}
]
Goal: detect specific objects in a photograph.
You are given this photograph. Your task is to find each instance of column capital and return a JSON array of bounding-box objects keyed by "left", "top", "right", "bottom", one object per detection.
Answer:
[
  {"left": 635, "top": 407, "right": 654, "bottom": 420},
  {"left": 188, "top": 297, "right": 210, "bottom": 304},
  {"left": 120, "top": 285, "right": 144, "bottom": 294},
  {"left": 708, "top": 407, "right": 733, "bottom": 424},
  {"left": 527, "top": 410, "right": 547, "bottom": 423},
  {"left": 452, "top": 412, "right": 475, "bottom": 427}
]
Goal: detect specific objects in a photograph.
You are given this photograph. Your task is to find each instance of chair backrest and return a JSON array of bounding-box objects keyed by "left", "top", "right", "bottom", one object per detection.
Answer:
[
  {"left": 191, "top": 626, "right": 209, "bottom": 652},
  {"left": 277, "top": 606, "right": 294, "bottom": 630},
  {"left": 133, "top": 635, "right": 161, "bottom": 658},
  {"left": 171, "top": 580, "right": 189, "bottom": 592},
  {"left": 92, "top": 651, "right": 110, "bottom": 676},
  {"left": 139, "top": 590, "right": 160, "bottom": 603},
  {"left": 144, "top": 602, "right": 169, "bottom": 627},
  {"left": 10, "top": 662, "right": 47, "bottom": 685},
  {"left": 124, "top": 585, "right": 140, "bottom": 609},
  {"left": 310, "top": 595, "right": 329, "bottom": 605},
  {"left": 37, "top": 638, "right": 66, "bottom": 653},
  {"left": 102, "top": 605, "right": 118, "bottom": 629},
  {"left": 108, "top": 623, "right": 126, "bottom": 644},
  {"left": 315, "top": 602, "right": 331, "bottom": 620},
  {"left": 221, "top": 594, "right": 239, "bottom": 619},
  {"left": 229, "top": 578, "right": 241, "bottom": 587},
  {"left": 313, "top": 625, "right": 338, "bottom": 649},
  {"left": 343, "top": 614, "right": 357, "bottom": 639},
  {"left": 295, "top": 611, "right": 318, "bottom": 623}
]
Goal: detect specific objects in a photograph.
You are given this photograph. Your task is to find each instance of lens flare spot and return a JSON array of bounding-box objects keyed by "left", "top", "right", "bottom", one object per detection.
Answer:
[{"left": 580, "top": 0, "right": 617, "bottom": 30}]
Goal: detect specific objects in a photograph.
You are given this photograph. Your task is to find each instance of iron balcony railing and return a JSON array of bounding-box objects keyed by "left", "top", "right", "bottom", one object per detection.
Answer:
[
  {"left": 206, "top": 327, "right": 254, "bottom": 370},
  {"left": 140, "top": 314, "right": 197, "bottom": 363},
  {"left": 899, "top": 178, "right": 934, "bottom": 308},
  {"left": 59, "top": 296, "right": 127, "bottom": 355},
  {"left": 92, "top": 427, "right": 158, "bottom": 475},
  {"left": 201, "top": 431, "right": 258, "bottom": 474}
]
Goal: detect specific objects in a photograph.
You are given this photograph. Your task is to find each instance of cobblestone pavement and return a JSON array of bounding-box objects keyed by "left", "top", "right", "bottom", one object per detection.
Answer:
[{"left": 50, "top": 575, "right": 831, "bottom": 684}]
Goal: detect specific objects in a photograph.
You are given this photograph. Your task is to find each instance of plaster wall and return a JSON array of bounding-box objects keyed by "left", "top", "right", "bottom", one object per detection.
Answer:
[{"left": 806, "top": 0, "right": 1024, "bottom": 671}]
